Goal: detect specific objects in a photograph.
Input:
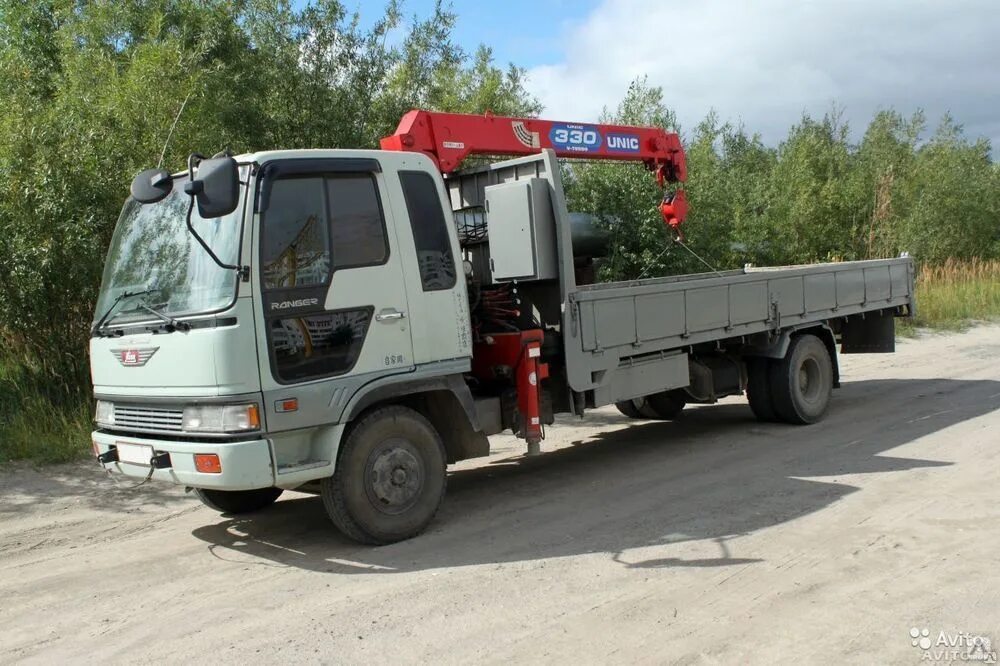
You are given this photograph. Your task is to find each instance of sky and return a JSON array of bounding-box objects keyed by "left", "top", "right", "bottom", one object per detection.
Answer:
[{"left": 351, "top": 0, "right": 1000, "bottom": 147}]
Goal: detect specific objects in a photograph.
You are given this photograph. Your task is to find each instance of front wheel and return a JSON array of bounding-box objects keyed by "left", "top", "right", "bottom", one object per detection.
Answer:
[
  {"left": 322, "top": 405, "right": 447, "bottom": 545},
  {"left": 196, "top": 487, "right": 283, "bottom": 514}
]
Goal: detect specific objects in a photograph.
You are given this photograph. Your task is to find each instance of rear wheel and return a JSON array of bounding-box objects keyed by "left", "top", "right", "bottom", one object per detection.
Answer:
[
  {"left": 636, "top": 398, "right": 661, "bottom": 419},
  {"left": 643, "top": 391, "right": 686, "bottom": 419},
  {"left": 196, "top": 487, "right": 283, "bottom": 514},
  {"left": 322, "top": 405, "right": 447, "bottom": 545},
  {"left": 768, "top": 334, "right": 833, "bottom": 425},
  {"left": 615, "top": 399, "right": 643, "bottom": 418},
  {"left": 746, "top": 357, "right": 777, "bottom": 422}
]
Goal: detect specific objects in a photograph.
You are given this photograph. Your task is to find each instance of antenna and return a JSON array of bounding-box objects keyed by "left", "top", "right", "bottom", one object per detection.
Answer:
[{"left": 157, "top": 90, "right": 194, "bottom": 169}]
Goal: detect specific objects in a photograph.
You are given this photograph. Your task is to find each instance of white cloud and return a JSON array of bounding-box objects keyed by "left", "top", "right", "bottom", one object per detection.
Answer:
[{"left": 525, "top": 0, "right": 1000, "bottom": 146}]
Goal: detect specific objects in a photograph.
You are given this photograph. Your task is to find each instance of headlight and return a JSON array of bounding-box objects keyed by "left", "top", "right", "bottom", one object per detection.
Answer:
[
  {"left": 95, "top": 400, "right": 115, "bottom": 427},
  {"left": 182, "top": 403, "right": 260, "bottom": 433}
]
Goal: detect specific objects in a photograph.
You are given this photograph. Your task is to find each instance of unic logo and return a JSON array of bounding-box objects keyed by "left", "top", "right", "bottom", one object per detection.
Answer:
[{"left": 606, "top": 133, "right": 641, "bottom": 153}]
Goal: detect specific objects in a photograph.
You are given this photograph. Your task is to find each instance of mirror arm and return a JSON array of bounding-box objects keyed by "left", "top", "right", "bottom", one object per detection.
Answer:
[
  {"left": 187, "top": 152, "right": 206, "bottom": 175},
  {"left": 184, "top": 196, "right": 248, "bottom": 278},
  {"left": 183, "top": 152, "right": 250, "bottom": 281}
]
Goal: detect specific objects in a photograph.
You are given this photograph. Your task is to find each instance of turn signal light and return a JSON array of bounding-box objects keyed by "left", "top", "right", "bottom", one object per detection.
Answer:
[
  {"left": 194, "top": 453, "right": 222, "bottom": 474},
  {"left": 247, "top": 404, "right": 261, "bottom": 430},
  {"left": 275, "top": 398, "right": 298, "bottom": 413}
]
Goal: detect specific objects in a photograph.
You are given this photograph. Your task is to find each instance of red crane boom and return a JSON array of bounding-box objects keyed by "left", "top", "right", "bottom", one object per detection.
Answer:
[{"left": 381, "top": 109, "right": 689, "bottom": 234}]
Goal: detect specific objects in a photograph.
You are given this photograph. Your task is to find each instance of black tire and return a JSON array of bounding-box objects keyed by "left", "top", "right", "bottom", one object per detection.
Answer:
[
  {"left": 322, "top": 405, "right": 447, "bottom": 545},
  {"left": 768, "top": 334, "right": 833, "bottom": 425},
  {"left": 746, "top": 357, "right": 777, "bottom": 422},
  {"left": 196, "top": 487, "right": 283, "bottom": 514},
  {"left": 615, "top": 399, "right": 643, "bottom": 418},
  {"left": 643, "top": 391, "right": 686, "bottom": 419},
  {"left": 636, "top": 398, "right": 661, "bottom": 419}
]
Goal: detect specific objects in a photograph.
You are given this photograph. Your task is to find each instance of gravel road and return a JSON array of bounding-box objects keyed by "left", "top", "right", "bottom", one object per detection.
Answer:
[{"left": 2, "top": 325, "right": 999, "bottom": 664}]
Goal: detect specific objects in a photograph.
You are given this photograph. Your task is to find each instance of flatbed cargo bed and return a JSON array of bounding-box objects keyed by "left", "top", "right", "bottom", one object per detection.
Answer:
[
  {"left": 562, "top": 258, "right": 914, "bottom": 402},
  {"left": 571, "top": 257, "right": 913, "bottom": 353}
]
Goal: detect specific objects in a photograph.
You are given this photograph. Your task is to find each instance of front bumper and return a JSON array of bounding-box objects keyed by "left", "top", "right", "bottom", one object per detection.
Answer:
[{"left": 93, "top": 430, "right": 275, "bottom": 490}]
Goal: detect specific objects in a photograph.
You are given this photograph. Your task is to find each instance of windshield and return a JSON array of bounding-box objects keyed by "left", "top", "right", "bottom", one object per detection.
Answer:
[{"left": 93, "top": 173, "right": 245, "bottom": 327}]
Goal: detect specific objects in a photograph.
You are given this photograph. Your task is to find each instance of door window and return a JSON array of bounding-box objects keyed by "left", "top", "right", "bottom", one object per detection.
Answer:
[
  {"left": 259, "top": 170, "right": 390, "bottom": 383},
  {"left": 269, "top": 308, "right": 373, "bottom": 382},
  {"left": 261, "top": 177, "right": 331, "bottom": 289}
]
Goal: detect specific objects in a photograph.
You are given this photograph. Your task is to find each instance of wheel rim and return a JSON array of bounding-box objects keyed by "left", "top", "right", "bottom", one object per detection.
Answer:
[
  {"left": 364, "top": 438, "right": 424, "bottom": 515},
  {"left": 798, "top": 357, "right": 823, "bottom": 403}
]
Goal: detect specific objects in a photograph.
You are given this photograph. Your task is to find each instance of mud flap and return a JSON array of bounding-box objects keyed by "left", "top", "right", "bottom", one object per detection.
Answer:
[{"left": 841, "top": 311, "right": 895, "bottom": 353}]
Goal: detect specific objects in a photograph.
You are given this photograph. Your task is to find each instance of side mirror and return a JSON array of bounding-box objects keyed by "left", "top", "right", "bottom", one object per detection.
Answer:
[
  {"left": 130, "top": 168, "right": 173, "bottom": 204},
  {"left": 185, "top": 156, "right": 239, "bottom": 218}
]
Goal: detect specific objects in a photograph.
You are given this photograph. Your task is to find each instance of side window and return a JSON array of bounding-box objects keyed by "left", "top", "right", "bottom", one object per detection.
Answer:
[
  {"left": 261, "top": 177, "right": 330, "bottom": 289},
  {"left": 269, "top": 308, "right": 373, "bottom": 382},
  {"left": 399, "top": 171, "right": 456, "bottom": 291},
  {"left": 327, "top": 175, "right": 388, "bottom": 269}
]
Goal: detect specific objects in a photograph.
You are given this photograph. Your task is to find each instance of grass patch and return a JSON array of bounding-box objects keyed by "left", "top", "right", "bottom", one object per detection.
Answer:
[
  {"left": 897, "top": 258, "right": 1000, "bottom": 336},
  {"left": 0, "top": 357, "right": 92, "bottom": 464}
]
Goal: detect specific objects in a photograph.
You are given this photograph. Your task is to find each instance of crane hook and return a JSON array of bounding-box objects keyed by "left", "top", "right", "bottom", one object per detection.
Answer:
[{"left": 659, "top": 190, "right": 687, "bottom": 243}]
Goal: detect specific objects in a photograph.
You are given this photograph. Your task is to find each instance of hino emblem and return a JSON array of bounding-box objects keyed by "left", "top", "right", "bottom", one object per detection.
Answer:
[
  {"left": 112, "top": 347, "right": 159, "bottom": 367},
  {"left": 271, "top": 297, "right": 319, "bottom": 311}
]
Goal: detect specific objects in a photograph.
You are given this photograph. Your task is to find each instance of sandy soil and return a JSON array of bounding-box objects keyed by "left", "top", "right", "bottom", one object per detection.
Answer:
[{"left": 2, "top": 325, "right": 1000, "bottom": 665}]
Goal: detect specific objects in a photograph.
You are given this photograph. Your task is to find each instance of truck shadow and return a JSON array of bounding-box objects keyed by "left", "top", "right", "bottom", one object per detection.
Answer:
[{"left": 191, "top": 377, "right": 1000, "bottom": 574}]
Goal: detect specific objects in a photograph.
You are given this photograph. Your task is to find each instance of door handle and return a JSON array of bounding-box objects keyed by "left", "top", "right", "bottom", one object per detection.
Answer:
[{"left": 375, "top": 309, "right": 406, "bottom": 322}]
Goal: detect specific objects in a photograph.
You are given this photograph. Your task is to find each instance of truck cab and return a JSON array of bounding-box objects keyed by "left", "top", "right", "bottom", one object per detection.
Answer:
[{"left": 92, "top": 149, "right": 479, "bottom": 542}]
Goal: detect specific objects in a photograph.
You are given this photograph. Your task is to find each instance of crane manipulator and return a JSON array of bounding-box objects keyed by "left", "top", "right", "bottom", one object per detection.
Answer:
[
  {"left": 380, "top": 110, "right": 689, "bottom": 452},
  {"left": 380, "top": 109, "right": 689, "bottom": 240}
]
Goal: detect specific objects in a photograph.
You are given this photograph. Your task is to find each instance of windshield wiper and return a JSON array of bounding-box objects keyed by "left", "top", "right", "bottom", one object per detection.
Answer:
[
  {"left": 138, "top": 303, "right": 190, "bottom": 332},
  {"left": 92, "top": 289, "right": 156, "bottom": 335}
]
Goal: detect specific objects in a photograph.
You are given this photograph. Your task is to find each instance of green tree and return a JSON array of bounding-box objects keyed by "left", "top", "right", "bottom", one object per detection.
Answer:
[
  {"left": 842, "top": 110, "right": 923, "bottom": 259},
  {"left": 899, "top": 115, "right": 1000, "bottom": 262},
  {"left": 0, "top": 0, "right": 539, "bottom": 389},
  {"left": 759, "top": 110, "right": 854, "bottom": 264}
]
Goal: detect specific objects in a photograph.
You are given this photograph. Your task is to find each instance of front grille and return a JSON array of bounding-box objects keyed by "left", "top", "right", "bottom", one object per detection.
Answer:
[{"left": 113, "top": 405, "right": 184, "bottom": 433}]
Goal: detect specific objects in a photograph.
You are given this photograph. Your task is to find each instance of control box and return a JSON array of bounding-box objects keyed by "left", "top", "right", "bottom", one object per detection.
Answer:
[{"left": 484, "top": 178, "right": 557, "bottom": 282}]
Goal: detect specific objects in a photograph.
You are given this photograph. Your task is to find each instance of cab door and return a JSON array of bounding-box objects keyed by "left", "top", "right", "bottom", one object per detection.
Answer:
[{"left": 255, "top": 158, "right": 413, "bottom": 431}]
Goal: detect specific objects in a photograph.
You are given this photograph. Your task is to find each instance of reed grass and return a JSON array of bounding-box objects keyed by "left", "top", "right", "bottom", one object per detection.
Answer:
[
  {"left": 898, "top": 258, "right": 1000, "bottom": 335},
  {"left": 0, "top": 356, "right": 92, "bottom": 464}
]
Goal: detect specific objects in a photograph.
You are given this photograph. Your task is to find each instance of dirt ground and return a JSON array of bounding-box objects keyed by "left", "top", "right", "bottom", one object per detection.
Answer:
[{"left": 2, "top": 325, "right": 999, "bottom": 665}]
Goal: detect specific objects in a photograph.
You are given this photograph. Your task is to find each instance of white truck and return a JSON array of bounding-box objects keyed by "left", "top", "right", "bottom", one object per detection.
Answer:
[{"left": 91, "top": 111, "right": 914, "bottom": 544}]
